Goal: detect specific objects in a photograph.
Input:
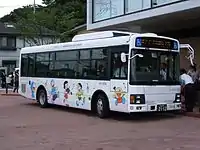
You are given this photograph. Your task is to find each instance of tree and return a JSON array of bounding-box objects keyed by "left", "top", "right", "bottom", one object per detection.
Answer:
[
  {"left": 15, "top": 11, "right": 59, "bottom": 46},
  {"left": 1, "top": 5, "right": 59, "bottom": 46},
  {"left": 43, "top": 0, "right": 86, "bottom": 40},
  {"left": 0, "top": 0, "right": 86, "bottom": 42}
]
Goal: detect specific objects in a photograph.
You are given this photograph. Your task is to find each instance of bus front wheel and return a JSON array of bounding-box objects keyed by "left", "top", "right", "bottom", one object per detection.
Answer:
[
  {"left": 96, "top": 93, "right": 110, "bottom": 118},
  {"left": 38, "top": 89, "right": 49, "bottom": 108}
]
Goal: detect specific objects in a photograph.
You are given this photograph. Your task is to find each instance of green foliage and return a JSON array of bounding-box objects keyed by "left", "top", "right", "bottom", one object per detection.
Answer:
[{"left": 0, "top": 0, "right": 86, "bottom": 42}]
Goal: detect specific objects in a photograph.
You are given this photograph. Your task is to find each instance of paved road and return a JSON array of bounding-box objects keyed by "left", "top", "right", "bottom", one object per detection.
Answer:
[{"left": 0, "top": 96, "right": 200, "bottom": 150}]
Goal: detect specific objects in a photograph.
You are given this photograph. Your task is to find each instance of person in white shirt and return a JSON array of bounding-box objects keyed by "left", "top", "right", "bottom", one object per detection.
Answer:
[{"left": 180, "top": 68, "right": 196, "bottom": 112}]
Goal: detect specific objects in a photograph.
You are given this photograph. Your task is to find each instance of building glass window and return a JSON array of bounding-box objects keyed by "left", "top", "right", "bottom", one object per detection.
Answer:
[
  {"left": 152, "top": 0, "right": 182, "bottom": 7},
  {"left": 93, "top": 0, "right": 124, "bottom": 22},
  {"left": 7, "top": 37, "right": 16, "bottom": 48},
  {"left": 2, "top": 60, "right": 16, "bottom": 74},
  {"left": 0, "top": 37, "right": 16, "bottom": 49},
  {"left": 92, "top": 0, "right": 183, "bottom": 22},
  {"left": 0, "top": 37, "right": 7, "bottom": 47},
  {"left": 125, "top": 0, "right": 151, "bottom": 13}
]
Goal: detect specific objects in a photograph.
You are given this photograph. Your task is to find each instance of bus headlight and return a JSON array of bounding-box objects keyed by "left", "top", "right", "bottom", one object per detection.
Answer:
[
  {"left": 130, "top": 94, "right": 145, "bottom": 104},
  {"left": 174, "top": 93, "right": 181, "bottom": 103}
]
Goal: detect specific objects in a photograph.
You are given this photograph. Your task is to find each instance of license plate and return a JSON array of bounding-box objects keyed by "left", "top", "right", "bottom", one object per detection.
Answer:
[{"left": 157, "top": 104, "right": 167, "bottom": 111}]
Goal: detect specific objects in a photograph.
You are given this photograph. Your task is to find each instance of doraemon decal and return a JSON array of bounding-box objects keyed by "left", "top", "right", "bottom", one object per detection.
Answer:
[
  {"left": 29, "top": 81, "right": 36, "bottom": 99},
  {"left": 76, "top": 83, "right": 85, "bottom": 106}
]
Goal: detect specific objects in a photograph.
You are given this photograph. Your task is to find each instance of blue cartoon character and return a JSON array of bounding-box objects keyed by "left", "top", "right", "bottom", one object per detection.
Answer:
[
  {"left": 76, "top": 83, "right": 85, "bottom": 106},
  {"left": 29, "top": 81, "right": 36, "bottom": 98},
  {"left": 63, "top": 81, "right": 72, "bottom": 103},
  {"left": 113, "top": 87, "right": 126, "bottom": 105},
  {"left": 50, "top": 79, "right": 58, "bottom": 101}
]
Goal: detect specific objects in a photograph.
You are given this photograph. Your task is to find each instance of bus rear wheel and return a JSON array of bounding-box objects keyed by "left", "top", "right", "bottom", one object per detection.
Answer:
[
  {"left": 96, "top": 93, "right": 110, "bottom": 118},
  {"left": 38, "top": 89, "right": 48, "bottom": 108}
]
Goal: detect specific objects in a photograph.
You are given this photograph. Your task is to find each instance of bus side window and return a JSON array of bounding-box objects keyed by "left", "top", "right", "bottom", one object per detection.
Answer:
[
  {"left": 35, "top": 52, "right": 49, "bottom": 77},
  {"left": 27, "top": 54, "right": 36, "bottom": 77},
  {"left": 21, "top": 54, "right": 28, "bottom": 77},
  {"left": 91, "top": 48, "right": 108, "bottom": 80},
  {"left": 53, "top": 51, "right": 79, "bottom": 78}
]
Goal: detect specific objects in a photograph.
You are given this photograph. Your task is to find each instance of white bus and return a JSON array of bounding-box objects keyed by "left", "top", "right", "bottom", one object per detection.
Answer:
[{"left": 19, "top": 31, "right": 181, "bottom": 118}]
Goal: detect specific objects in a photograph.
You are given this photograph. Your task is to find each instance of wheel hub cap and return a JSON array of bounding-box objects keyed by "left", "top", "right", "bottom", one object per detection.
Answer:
[
  {"left": 97, "top": 98, "right": 103, "bottom": 115},
  {"left": 39, "top": 93, "right": 45, "bottom": 105}
]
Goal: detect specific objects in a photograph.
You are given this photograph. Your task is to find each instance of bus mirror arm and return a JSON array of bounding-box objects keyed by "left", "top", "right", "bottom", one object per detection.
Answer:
[
  {"left": 121, "top": 53, "right": 143, "bottom": 63},
  {"left": 129, "top": 54, "right": 143, "bottom": 60}
]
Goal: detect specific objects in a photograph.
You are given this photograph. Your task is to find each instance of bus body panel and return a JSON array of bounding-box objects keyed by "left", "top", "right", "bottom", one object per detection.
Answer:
[
  {"left": 128, "top": 85, "right": 181, "bottom": 112},
  {"left": 19, "top": 77, "right": 130, "bottom": 113},
  {"left": 109, "top": 79, "right": 129, "bottom": 113}
]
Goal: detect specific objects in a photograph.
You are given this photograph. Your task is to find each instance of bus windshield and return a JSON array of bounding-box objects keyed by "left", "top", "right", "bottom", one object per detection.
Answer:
[{"left": 130, "top": 49, "right": 180, "bottom": 85}]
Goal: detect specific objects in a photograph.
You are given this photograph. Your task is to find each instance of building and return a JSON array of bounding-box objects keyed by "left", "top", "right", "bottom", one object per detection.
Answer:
[
  {"left": 0, "top": 22, "right": 59, "bottom": 74},
  {"left": 87, "top": 0, "right": 200, "bottom": 68}
]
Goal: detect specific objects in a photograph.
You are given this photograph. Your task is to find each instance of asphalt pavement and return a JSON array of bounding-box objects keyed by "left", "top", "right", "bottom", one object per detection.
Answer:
[{"left": 0, "top": 95, "right": 200, "bottom": 150}]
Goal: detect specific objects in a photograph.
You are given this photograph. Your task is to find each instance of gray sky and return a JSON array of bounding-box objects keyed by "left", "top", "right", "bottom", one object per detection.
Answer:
[{"left": 0, "top": 0, "right": 43, "bottom": 18}]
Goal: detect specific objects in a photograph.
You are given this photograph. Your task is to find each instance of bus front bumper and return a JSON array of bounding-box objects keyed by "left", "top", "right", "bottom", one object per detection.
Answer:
[{"left": 128, "top": 103, "right": 181, "bottom": 112}]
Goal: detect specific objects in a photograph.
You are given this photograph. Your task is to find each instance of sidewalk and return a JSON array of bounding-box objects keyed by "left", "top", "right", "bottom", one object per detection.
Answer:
[
  {"left": 180, "top": 95, "right": 200, "bottom": 118},
  {"left": 0, "top": 88, "right": 20, "bottom": 96},
  {"left": 184, "top": 107, "right": 200, "bottom": 118}
]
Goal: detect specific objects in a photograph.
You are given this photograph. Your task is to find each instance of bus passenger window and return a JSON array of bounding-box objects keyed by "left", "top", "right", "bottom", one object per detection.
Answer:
[{"left": 97, "top": 64, "right": 105, "bottom": 78}]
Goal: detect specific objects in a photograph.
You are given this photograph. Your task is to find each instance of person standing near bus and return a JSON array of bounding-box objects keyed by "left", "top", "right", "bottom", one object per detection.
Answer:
[
  {"left": 5, "top": 74, "right": 11, "bottom": 94},
  {"left": 180, "top": 68, "right": 196, "bottom": 112},
  {"left": 1, "top": 72, "right": 6, "bottom": 88},
  {"left": 187, "top": 65, "right": 198, "bottom": 83},
  {"left": 13, "top": 70, "right": 19, "bottom": 93}
]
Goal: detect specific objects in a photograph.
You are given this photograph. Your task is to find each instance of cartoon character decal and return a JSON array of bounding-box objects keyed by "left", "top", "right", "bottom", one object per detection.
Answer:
[
  {"left": 29, "top": 81, "right": 36, "bottom": 98},
  {"left": 63, "top": 81, "right": 72, "bottom": 103},
  {"left": 113, "top": 87, "right": 126, "bottom": 105},
  {"left": 49, "top": 79, "right": 59, "bottom": 101},
  {"left": 76, "top": 83, "right": 85, "bottom": 106}
]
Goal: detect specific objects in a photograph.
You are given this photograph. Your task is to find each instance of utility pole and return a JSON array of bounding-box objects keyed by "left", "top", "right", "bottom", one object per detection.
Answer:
[{"left": 33, "top": 0, "right": 36, "bottom": 14}]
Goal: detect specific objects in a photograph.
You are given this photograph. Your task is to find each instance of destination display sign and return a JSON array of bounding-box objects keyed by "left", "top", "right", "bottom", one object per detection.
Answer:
[{"left": 135, "top": 37, "right": 178, "bottom": 50}]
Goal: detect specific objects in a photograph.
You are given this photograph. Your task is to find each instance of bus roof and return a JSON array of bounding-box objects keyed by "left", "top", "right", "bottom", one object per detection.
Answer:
[{"left": 20, "top": 31, "right": 178, "bottom": 54}]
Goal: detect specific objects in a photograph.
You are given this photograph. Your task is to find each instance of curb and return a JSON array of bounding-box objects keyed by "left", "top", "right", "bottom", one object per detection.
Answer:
[
  {"left": 0, "top": 93, "right": 20, "bottom": 96},
  {"left": 184, "top": 112, "right": 200, "bottom": 118}
]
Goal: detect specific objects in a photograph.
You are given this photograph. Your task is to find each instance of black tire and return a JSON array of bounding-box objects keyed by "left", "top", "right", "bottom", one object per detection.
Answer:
[
  {"left": 38, "top": 89, "right": 49, "bottom": 108},
  {"left": 96, "top": 93, "right": 110, "bottom": 118}
]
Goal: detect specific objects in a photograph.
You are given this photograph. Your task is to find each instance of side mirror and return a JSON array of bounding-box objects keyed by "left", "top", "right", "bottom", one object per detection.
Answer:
[
  {"left": 121, "top": 53, "right": 127, "bottom": 63},
  {"left": 137, "top": 54, "right": 144, "bottom": 58}
]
